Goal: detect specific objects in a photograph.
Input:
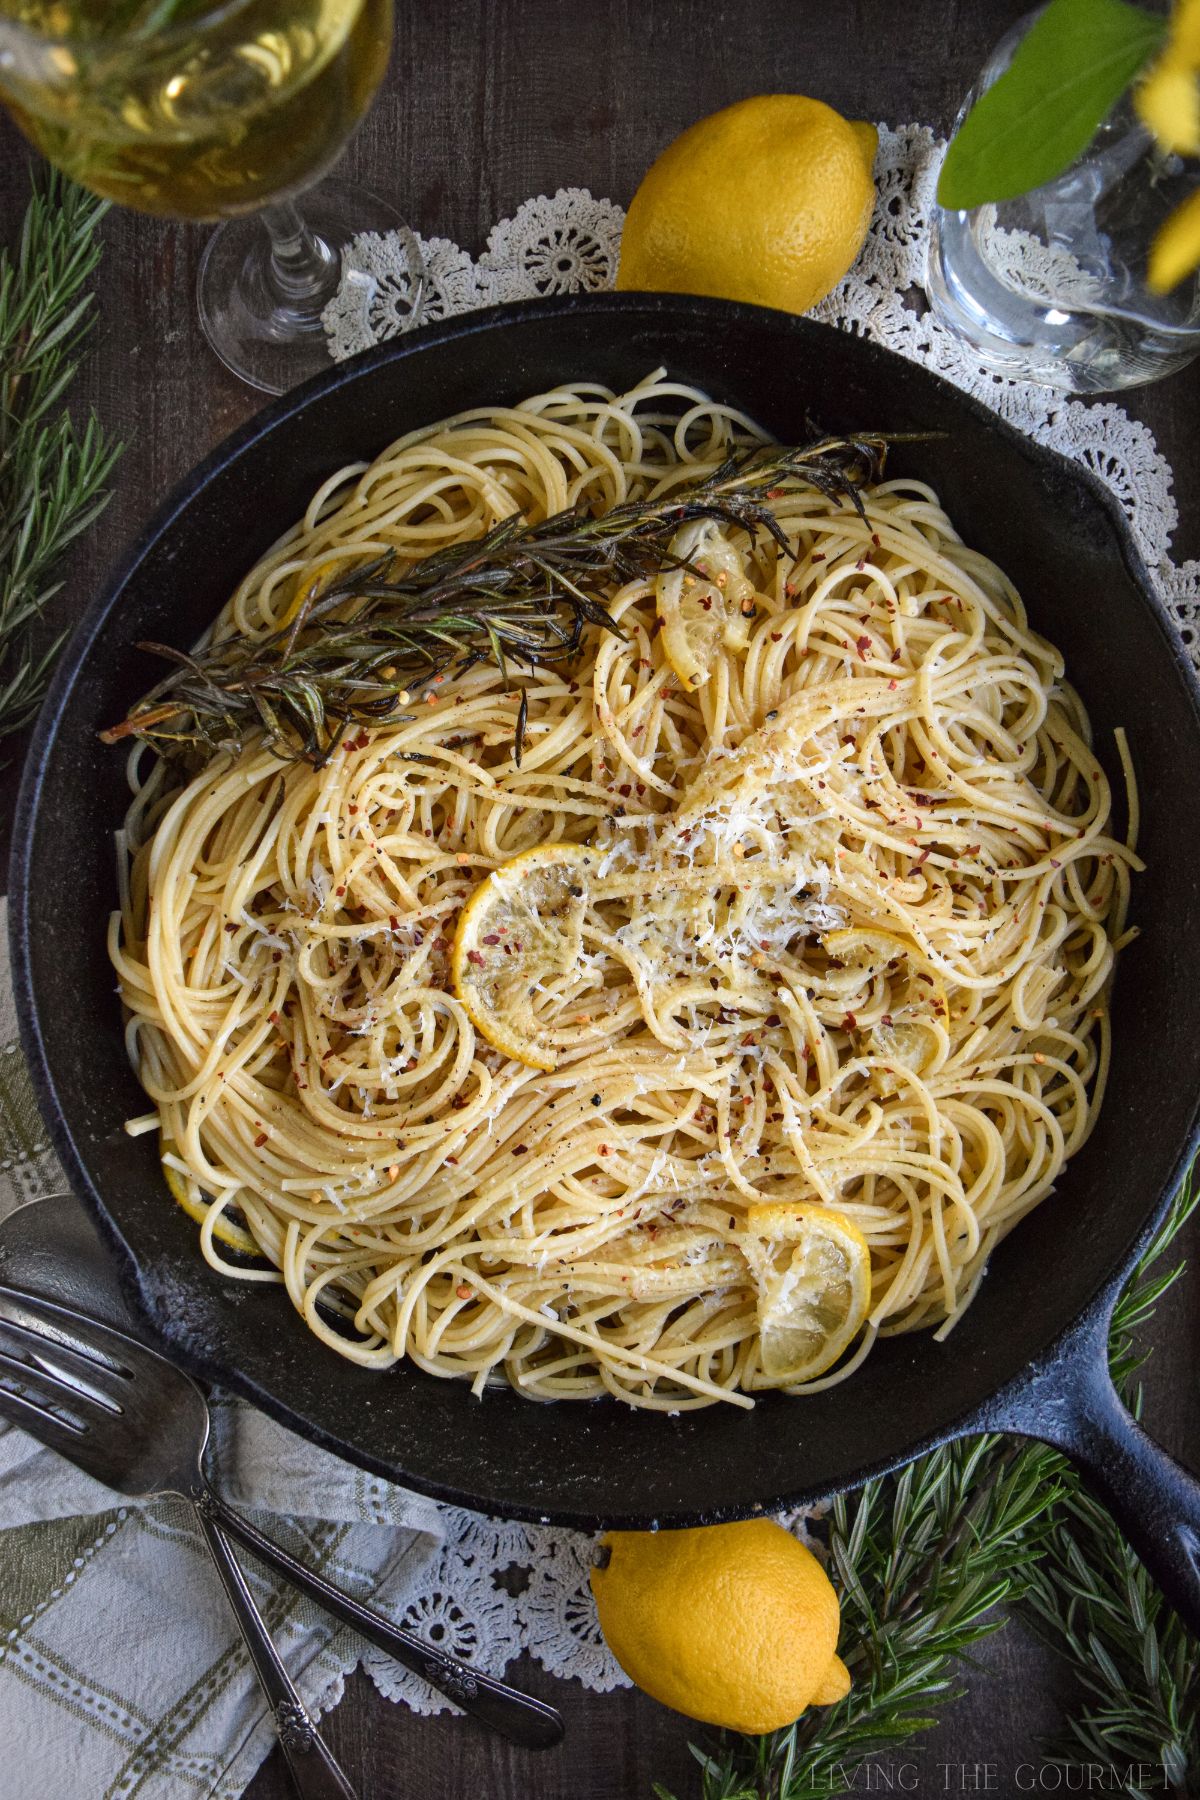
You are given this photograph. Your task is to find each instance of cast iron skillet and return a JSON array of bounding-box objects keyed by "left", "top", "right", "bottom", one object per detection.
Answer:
[{"left": 12, "top": 294, "right": 1200, "bottom": 1623}]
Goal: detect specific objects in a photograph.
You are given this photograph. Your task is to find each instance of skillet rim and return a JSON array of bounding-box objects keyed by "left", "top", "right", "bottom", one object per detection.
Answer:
[{"left": 12, "top": 290, "right": 1200, "bottom": 1527}]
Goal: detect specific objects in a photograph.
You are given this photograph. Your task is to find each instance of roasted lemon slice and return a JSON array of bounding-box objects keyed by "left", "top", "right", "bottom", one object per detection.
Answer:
[
  {"left": 451, "top": 842, "right": 592, "bottom": 1070},
  {"left": 868, "top": 1013, "right": 936, "bottom": 1074},
  {"left": 742, "top": 1202, "right": 870, "bottom": 1383},
  {"left": 813, "top": 925, "right": 910, "bottom": 999},
  {"left": 656, "top": 520, "right": 759, "bottom": 692},
  {"left": 163, "top": 1146, "right": 261, "bottom": 1256}
]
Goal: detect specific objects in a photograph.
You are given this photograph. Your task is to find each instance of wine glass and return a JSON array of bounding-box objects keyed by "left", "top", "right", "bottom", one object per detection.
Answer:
[{"left": 0, "top": 0, "right": 425, "bottom": 393}]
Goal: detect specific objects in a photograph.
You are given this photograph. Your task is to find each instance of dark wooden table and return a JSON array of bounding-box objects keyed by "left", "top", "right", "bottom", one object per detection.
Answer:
[{"left": 2, "top": 4, "right": 1198, "bottom": 1794}]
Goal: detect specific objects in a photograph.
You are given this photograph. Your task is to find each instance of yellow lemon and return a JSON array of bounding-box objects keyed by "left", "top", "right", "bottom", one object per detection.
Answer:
[
  {"left": 617, "top": 95, "right": 877, "bottom": 314},
  {"left": 590, "top": 1518, "right": 851, "bottom": 1731}
]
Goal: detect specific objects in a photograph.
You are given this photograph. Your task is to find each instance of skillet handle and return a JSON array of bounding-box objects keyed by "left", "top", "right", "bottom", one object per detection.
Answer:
[{"left": 992, "top": 1341, "right": 1200, "bottom": 1637}]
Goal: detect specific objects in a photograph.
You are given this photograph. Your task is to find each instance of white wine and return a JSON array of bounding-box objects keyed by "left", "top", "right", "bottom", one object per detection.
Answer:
[{"left": 0, "top": 0, "right": 392, "bottom": 219}]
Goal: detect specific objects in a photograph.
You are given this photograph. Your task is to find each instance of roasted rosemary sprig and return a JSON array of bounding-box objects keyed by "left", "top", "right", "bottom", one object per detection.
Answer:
[{"left": 101, "top": 430, "right": 897, "bottom": 766}]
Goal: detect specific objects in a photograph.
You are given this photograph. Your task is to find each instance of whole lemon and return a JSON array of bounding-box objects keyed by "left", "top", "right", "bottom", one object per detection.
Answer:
[
  {"left": 616, "top": 95, "right": 877, "bottom": 314},
  {"left": 590, "top": 1518, "right": 851, "bottom": 1732}
]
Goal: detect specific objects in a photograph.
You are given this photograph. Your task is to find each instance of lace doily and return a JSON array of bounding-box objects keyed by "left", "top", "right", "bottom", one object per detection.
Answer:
[
  {"left": 324, "top": 125, "right": 1199, "bottom": 653},
  {"left": 362, "top": 1503, "right": 813, "bottom": 1714},
  {"left": 312, "top": 126, "right": 1199, "bottom": 1714}
]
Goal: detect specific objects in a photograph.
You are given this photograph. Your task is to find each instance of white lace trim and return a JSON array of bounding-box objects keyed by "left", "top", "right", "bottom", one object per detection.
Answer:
[{"left": 317, "top": 127, "right": 1200, "bottom": 1712}]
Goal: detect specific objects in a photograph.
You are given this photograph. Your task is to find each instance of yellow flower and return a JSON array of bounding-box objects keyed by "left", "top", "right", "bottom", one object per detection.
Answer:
[
  {"left": 1148, "top": 185, "right": 1200, "bottom": 291},
  {"left": 1136, "top": 0, "right": 1200, "bottom": 153},
  {"left": 1138, "top": 0, "right": 1200, "bottom": 292}
]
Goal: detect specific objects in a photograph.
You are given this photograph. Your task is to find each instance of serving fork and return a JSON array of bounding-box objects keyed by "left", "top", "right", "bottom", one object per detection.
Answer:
[{"left": 0, "top": 1277, "right": 564, "bottom": 1788}]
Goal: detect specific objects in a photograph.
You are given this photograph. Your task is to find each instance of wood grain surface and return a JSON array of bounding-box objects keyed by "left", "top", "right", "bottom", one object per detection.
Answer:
[{"left": 1, "top": 3, "right": 1197, "bottom": 1794}]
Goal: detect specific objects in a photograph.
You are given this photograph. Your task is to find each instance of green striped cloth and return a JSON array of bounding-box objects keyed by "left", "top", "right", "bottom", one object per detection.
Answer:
[{"left": 0, "top": 900, "right": 450, "bottom": 1800}]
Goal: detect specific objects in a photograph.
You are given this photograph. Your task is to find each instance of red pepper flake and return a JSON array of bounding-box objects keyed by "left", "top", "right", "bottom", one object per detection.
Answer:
[
  {"left": 871, "top": 532, "right": 881, "bottom": 547},
  {"left": 1050, "top": 858, "right": 1061, "bottom": 869},
  {"left": 253, "top": 1132, "right": 268, "bottom": 1148},
  {"left": 268, "top": 1010, "right": 281, "bottom": 1025},
  {"left": 843, "top": 1012, "right": 857, "bottom": 1031},
  {"left": 513, "top": 1145, "right": 528, "bottom": 1156},
  {"left": 466, "top": 950, "right": 485, "bottom": 966},
  {"left": 335, "top": 885, "right": 346, "bottom": 897},
  {"left": 659, "top": 687, "right": 672, "bottom": 700},
  {"left": 855, "top": 556, "right": 866, "bottom": 572},
  {"left": 446, "top": 1154, "right": 459, "bottom": 1165},
  {"left": 765, "top": 1013, "right": 781, "bottom": 1028},
  {"left": 891, "top": 646, "right": 902, "bottom": 663},
  {"left": 856, "top": 635, "right": 871, "bottom": 661},
  {"left": 224, "top": 922, "right": 237, "bottom": 934},
  {"left": 483, "top": 933, "right": 500, "bottom": 945},
  {"left": 354, "top": 732, "right": 370, "bottom": 750},
  {"left": 389, "top": 915, "right": 400, "bottom": 930},
  {"left": 618, "top": 783, "right": 632, "bottom": 797},
  {"left": 770, "top": 632, "right": 783, "bottom": 643},
  {"left": 888, "top": 678, "right": 898, "bottom": 690},
  {"left": 811, "top": 551, "right": 826, "bottom": 563},
  {"left": 598, "top": 1145, "right": 610, "bottom": 1156},
  {"left": 910, "top": 848, "right": 931, "bottom": 872},
  {"left": 456, "top": 1284, "right": 472, "bottom": 1300},
  {"left": 348, "top": 804, "right": 358, "bottom": 815},
  {"left": 881, "top": 1013, "right": 893, "bottom": 1027}
]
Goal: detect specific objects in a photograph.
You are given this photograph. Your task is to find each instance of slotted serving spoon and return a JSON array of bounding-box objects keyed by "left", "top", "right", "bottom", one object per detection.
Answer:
[{"left": 0, "top": 1208, "right": 563, "bottom": 1777}]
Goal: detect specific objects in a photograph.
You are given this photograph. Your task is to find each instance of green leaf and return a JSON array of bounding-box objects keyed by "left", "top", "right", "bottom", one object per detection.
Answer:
[{"left": 936, "top": 0, "right": 1167, "bottom": 211}]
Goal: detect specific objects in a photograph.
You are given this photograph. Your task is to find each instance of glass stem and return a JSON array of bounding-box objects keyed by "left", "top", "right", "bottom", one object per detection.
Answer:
[{"left": 259, "top": 200, "right": 340, "bottom": 313}]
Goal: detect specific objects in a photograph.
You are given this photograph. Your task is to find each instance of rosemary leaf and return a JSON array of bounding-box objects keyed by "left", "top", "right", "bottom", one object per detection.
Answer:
[{"left": 0, "top": 166, "right": 121, "bottom": 742}]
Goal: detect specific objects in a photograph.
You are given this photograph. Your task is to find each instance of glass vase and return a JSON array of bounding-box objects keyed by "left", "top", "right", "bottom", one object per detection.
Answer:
[{"left": 925, "top": 11, "right": 1200, "bottom": 393}]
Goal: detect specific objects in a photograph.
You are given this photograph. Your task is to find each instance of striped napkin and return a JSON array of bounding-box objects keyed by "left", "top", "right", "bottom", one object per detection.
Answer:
[{"left": 0, "top": 899, "right": 450, "bottom": 1800}]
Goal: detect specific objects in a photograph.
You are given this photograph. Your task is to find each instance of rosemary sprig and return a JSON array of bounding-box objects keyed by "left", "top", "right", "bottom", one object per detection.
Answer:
[
  {"left": 655, "top": 1171, "right": 1199, "bottom": 1800},
  {"left": 101, "top": 431, "right": 898, "bottom": 766},
  {"left": 0, "top": 167, "right": 121, "bottom": 740}
]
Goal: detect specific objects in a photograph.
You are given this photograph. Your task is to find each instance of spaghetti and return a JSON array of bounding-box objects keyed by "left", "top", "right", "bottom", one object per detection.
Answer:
[{"left": 110, "top": 372, "right": 1139, "bottom": 1409}]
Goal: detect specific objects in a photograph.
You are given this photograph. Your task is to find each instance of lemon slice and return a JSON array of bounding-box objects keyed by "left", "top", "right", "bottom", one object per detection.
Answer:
[
  {"left": 163, "top": 1145, "right": 261, "bottom": 1256},
  {"left": 742, "top": 1202, "right": 870, "bottom": 1383},
  {"left": 451, "top": 842, "right": 593, "bottom": 1070},
  {"left": 656, "top": 520, "right": 759, "bottom": 692},
  {"left": 815, "top": 925, "right": 909, "bottom": 996},
  {"left": 868, "top": 1014, "right": 936, "bottom": 1074}
]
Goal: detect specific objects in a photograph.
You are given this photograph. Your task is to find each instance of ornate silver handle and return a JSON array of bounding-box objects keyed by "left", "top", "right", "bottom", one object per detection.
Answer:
[
  {"left": 193, "top": 1504, "right": 359, "bottom": 1800},
  {"left": 194, "top": 1486, "right": 564, "bottom": 1750}
]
